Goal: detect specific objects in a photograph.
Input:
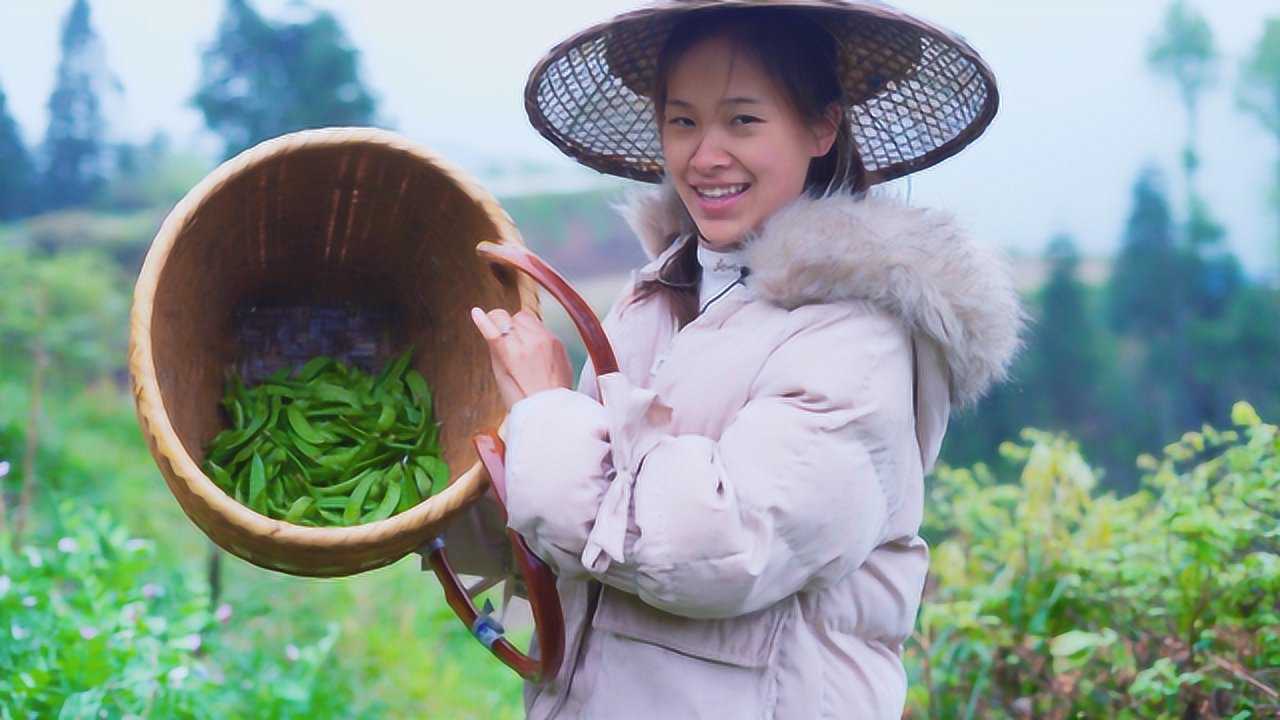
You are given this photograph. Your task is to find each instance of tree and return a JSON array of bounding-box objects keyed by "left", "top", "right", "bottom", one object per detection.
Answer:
[
  {"left": 40, "top": 0, "right": 116, "bottom": 211},
  {"left": 1107, "top": 169, "right": 1194, "bottom": 444},
  {"left": 193, "top": 0, "right": 379, "bottom": 160},
  {"left": 1148, "top": 0, "right": 1217, "bottom": 191},
  {"left": 1027, "top": 236, "right": 1106, "bottom": 434},
  {"left": 1237, "top": 17, "right": 1280, "bottom": 280},
  {"left": 0, "top": 85, "right": 36, "bottom": 221}
]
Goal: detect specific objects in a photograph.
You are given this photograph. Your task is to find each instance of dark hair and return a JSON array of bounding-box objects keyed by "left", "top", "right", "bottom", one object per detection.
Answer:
[{"left": 635, "top": 7, "right": 869, "bottom": 328}]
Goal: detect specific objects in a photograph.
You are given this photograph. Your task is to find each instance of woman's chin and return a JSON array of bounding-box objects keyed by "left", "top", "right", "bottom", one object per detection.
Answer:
[{"left": 692, "top": 220, "right": 749, "bottom": 249}]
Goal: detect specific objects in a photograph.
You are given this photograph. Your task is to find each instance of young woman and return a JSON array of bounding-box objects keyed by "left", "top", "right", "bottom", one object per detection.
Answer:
[{"left": 464, "top": 2, "right": 1026, "bottom": 717}]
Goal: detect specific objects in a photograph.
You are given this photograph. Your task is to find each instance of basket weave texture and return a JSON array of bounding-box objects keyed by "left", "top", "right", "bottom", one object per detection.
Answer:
[{"left": 129, "top": 127, "right": 538, "bottom": 577}]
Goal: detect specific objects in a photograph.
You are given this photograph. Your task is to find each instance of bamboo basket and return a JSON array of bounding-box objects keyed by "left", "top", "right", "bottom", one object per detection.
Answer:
[{"left": 128, "top": 127, "right": 540, "bottom": 578}]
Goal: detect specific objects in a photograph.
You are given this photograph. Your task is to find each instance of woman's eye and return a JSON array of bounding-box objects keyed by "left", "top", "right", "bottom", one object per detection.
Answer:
[
  {"left": 667, "top": 117, "right": 695, "bottom": 128},
  {"left": 732, "top": 115, "right": 762, "bottom": 125}
]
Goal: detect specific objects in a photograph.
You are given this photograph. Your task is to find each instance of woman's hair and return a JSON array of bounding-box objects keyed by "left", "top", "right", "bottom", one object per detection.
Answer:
[{"left": 634, "top": 7, "right": 869, "bottom": 328}]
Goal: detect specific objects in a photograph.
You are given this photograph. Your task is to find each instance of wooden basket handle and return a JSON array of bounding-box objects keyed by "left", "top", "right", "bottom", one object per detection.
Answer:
[
  {"left": 422, "top": 432, "right": 565, "bottom": 683},
  {"left": 475, "top": 241, "right": 619, "bottom": 376},
  {"left": 426, "top": 241, "right": 620, "bottom": 684}
]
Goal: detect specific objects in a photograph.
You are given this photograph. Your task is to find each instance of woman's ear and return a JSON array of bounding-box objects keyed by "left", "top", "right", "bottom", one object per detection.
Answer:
[{"left": 810, "top": 102, "right": 841, "bottom": 158}]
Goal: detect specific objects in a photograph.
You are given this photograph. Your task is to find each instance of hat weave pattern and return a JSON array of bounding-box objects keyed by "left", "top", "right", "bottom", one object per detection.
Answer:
[{"left": 525, "top": 1, "right": 997, "bottom": 184}]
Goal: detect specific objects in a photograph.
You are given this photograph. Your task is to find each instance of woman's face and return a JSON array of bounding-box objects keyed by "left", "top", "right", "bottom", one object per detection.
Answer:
[{"left": 661, "top": 33, "right": 838, "bottom": 250}]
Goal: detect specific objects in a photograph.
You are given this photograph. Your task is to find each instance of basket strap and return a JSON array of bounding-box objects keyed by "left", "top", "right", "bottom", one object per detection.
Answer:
[{"left": 420, "top": 431, "right": 565, "bottom": 683}]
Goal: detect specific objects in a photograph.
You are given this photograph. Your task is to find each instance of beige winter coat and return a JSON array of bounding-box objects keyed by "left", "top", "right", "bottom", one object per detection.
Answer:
[{"left": 445, "top": 182, "right": 1025, "bottom": 719}]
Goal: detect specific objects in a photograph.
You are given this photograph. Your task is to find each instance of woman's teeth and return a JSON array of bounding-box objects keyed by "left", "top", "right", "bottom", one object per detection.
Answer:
[{"left": 695, "top": 184, "right": 749, "bottom": 199}]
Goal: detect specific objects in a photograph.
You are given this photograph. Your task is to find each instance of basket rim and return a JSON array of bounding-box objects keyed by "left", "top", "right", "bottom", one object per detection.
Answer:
[{"left": 129, "top": 126, "right": 536, "bottom": 562}]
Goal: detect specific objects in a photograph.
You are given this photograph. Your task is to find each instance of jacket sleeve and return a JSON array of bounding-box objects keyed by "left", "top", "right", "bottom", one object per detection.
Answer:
[{"left": 503, "top": 304, "right": 915, "bottom": 620}]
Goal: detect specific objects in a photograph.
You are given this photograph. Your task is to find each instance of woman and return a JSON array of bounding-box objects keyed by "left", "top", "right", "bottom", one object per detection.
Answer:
[{"left": 462, "top": 2, "right": 1027, "bottom": 717}]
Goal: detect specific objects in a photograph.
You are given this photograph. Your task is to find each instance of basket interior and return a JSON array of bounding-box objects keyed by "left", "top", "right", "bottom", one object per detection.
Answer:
[{"left": 148, "top": 141, "right": 521, "bottom": 479}]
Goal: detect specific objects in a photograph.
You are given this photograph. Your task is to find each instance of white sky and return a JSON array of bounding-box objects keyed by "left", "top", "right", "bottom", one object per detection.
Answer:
[{"left": 0, "top": 1, "right": 1276, "bottom": 277}]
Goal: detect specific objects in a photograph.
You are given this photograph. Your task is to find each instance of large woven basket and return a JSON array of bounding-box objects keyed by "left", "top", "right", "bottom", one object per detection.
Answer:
[{"left": 129, "top": 127, "right": 539, "bottom": 577}]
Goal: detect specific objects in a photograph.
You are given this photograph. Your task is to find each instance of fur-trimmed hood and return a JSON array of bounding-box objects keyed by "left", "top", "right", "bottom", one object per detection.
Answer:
[{"left": 618, "top": 181, "right": 1029, "bottom": 410}]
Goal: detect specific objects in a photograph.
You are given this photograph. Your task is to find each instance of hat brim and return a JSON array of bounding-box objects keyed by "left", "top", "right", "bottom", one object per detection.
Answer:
[{"left": 524, "top": 0, "right": 999, "bottom": 185}]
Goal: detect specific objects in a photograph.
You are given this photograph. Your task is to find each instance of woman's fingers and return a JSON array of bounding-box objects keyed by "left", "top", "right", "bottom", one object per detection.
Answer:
[{"left": 471, "top": 307, "right": 503, "bottom": 341}]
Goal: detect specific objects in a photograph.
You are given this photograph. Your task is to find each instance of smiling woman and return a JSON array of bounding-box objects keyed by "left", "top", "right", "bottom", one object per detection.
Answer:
[{"left": 467, "top": 2, "right": 1024, "bottom": 718}]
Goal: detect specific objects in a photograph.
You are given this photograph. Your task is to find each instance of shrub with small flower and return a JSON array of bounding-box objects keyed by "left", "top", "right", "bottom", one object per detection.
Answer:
[
  {"left": 905, "top": 401, "right": 1280, "bottom": 719},
  {"left": 0, "top": 500, "right": 361, "bottom": 718}
]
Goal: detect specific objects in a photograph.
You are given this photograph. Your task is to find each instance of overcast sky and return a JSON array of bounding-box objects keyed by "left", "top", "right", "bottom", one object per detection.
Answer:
[{"left": 0, "top": 1, "right": 1275, "bottom": 276}]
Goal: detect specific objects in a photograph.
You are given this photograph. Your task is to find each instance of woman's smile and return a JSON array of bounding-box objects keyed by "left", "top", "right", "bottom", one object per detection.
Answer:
[{"left": 692, "top": 182, "right": 752, "bottom": 216}]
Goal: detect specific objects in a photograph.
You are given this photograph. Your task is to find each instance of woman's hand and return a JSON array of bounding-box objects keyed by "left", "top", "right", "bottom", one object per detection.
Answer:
[{"left": 471, "top": 306, "right": 575, "bottom": 412}]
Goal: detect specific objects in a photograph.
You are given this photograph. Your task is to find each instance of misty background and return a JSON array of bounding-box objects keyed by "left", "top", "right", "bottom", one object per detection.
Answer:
[{"left": 0, "top": 0, "right": 1277, "bottom": 275}]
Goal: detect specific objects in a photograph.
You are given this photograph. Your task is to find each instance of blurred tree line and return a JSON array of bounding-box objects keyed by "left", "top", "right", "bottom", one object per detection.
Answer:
[
  {"left": 0, "top": 0, "right": 379, "bottom": 223},
  {"left": 942, "top": 1, "right": 1280, "bottom": 493},
  {"left": 0, "top": 0, "right": 1277, "bottom": 506}
]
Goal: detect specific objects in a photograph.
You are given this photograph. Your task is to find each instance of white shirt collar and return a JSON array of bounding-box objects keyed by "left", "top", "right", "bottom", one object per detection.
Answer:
[{"left": 696, "top": 238, "right": 748, "bottom": 310}]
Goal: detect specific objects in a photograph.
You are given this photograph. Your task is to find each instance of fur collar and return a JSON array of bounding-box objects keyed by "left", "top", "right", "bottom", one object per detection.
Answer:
[{"left": 617, "top": 181, "right": 1029, "bottom": 410}]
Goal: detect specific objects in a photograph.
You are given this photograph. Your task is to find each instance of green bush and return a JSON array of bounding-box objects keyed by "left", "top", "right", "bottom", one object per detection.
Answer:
[
  {"left": 907, "top": 401, "right": 1279, "bottom": 719},
  {"left": 0, "top": 500, "right": 364, "bottom": 719}
]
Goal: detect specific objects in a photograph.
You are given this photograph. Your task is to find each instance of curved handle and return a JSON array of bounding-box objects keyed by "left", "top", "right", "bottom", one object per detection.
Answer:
[
  {"left": 424, "top": 432, "right": 565, "bottom": 683},
  {"left": 476, "top": 240, "right": 618, "bottom": 377}
]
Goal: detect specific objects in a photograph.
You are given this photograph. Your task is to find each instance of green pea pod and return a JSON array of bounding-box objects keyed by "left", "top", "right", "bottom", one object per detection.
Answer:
[
  {"left": 364, "top": 482, "right": 401, "bottom": 523},
  {"left": 314, "top": 496, "right": 350, "bottom": 511},
  {"left": 316, "top": 507, "right": 346, "bottom": 526},
  {"left": 230, "top": 399, "right": 245, "bottom": 429},
  {"left": 296, "top": 356, "right": 333, "bottom": 382},
  {"left": 314, "top": 383, "right": 360, "bottom": 408},
  {"left": 412, "top": 465, "right": 432, "bottom": 498},
  {"left": 284, "top": 496, "right": 315, "bottom": 524},
  {"left": 313, "top": 468, "right": 374, "bottom": 496},
  {"left": 344, "top": 470, "right": 380, "bottom": 525},
  {"left": 249, "top": 452, "right": 267, "bottom": 513},
  {"left": 205, "top": 460, "right": 234, "bottom": 492},
  {"left": 405, "top": 370, "right": 431, "bottom": 408},
  {"left": 415, "top": 455, "right": 450, "bottom": 490},
  {"left": 287, "top": 404, "right": 330, "bottom": 445},
  {"left": 398, "top": 464, "right": 422, "bottom": 512},
  {"left": 375, "top": 399, "right": 396, "bottom": 433}
]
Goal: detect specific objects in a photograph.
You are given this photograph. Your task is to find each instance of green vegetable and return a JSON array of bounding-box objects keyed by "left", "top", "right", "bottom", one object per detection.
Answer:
[{"left": 201, "top": 348, "right": 450, "bottom": 527}]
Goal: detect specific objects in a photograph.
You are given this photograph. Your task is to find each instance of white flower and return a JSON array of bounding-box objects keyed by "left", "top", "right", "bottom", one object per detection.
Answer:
[
  {"left": 80, "top": 626, "right": 99, "bottom": 640},
  {"left": 214, "top": 603, "right": 233, "bottom": 623},
  {"left": 121, "top": 604, "right": 140, "bottom": 623},
  {"left": 167, "top": 666, "right": 189, "bottom": 686},
  {"left": 141, "top": 583, "right": 164, "bottom": 599},
  {"left": 175, "top": 633, "right": 202, "bottom": 652},
  {"left": 11, "top": 623, "right": 29, "bottom": 640},
  {"left": 58, "top": 537, "right": 79, "bottom": 554},
  {"left": 21, "top": 596, "right": 36, "bottom": 608},
  {"left": 22, "top": 547, "right": 42, "bottom": 568},
  {"left": 0, "top": 461, "right": 10, "bottom": 478},
  {"left": 124, "top": 539, "right": 149, "bottom": 553},
  {"left": 0, "top": 575, "right": 10, "bottom": 596},
  {"left": 285, "top": 644, "right": 300, "bottom": 662}
]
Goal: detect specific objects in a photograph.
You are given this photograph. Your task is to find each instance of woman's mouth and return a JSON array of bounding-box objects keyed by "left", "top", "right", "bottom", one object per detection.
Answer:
[{"left": 692, "top": 183, "right": 751, "bottom": 215}]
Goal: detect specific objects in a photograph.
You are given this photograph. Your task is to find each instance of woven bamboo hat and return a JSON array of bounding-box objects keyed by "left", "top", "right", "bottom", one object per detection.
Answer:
[{"left": 525, "top": 0, "right": 998, "bottom": 185}]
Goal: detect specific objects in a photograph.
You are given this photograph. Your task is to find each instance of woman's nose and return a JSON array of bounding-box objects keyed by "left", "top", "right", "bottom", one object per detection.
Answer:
[{"left": 689, "top": 131, "right": 732, "bottom": 174}]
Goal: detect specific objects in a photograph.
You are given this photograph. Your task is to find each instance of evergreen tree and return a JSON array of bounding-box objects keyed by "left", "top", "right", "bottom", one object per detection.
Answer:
[
  {"left": 1107, "top": 169, "right": 1193, "bottom": 444},
  {"left": 41, "top": 0, "right": 113, "bottom": 211},
  {"left": 1028, "top": 235, "right": 1105, "bottom": 432},
  {"left": 0, "top": 84, "right": 36, "bottom": 221},
  {"left": 1237, "top": 18, "right": 1280, "bottom": 279},
  {"left": 1148, "top": 0, "right": 1216, "bottom": 194},
  {"left": 193, "top": 0, "right": 379, "bottom": 160}
]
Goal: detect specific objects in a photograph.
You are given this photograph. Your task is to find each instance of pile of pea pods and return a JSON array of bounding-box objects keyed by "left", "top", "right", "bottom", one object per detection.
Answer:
[{"left": 201, "top": 349, "right": 450, "bottom": 526}]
